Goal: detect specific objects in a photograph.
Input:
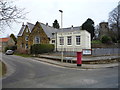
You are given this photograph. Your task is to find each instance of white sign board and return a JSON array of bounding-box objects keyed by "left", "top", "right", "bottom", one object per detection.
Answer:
[{"left": 82, "top": 49, "right": 91, "bottom": 55}]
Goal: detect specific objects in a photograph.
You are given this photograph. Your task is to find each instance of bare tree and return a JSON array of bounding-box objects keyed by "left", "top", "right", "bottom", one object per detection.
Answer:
[
  {"left": 108, "top": 2, "right": 120, "bottom": 40},
  {"left": 94, "top": 25, "right": 100, "bottom": 40},
  {"left": 0, "top": 0, "right": 27, "bottom": 30}
]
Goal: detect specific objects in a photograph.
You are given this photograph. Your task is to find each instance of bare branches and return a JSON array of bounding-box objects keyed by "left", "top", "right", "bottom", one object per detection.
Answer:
[
  {"left": 108, "top": 3, "right": 120, "bottom": 40},
  {"left": 0, "top": 0, "right": 27, "bottom": 30},
  {"left": 108, "top": 7, "right": 118, "bottom": 25}
]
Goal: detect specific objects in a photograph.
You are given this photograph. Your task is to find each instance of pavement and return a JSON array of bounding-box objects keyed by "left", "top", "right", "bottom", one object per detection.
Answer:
[{"left": 33, "top": 54, "right": 120, "bottom": 69}]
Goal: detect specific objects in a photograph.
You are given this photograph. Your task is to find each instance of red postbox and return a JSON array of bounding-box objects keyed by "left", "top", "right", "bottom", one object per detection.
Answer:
[{"left": 77, "top": 52, "right": 82, "bottom": 66}]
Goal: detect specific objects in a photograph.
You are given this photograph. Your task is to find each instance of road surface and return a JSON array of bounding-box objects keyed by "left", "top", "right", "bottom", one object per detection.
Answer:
[{"left": 2, "top": 54, "right": 118, "bottom": 88}]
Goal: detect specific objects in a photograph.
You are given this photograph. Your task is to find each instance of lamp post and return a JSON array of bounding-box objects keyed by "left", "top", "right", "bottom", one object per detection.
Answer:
[
  {"left": 59, "top": 10, "right": 63, "bottom": 62},
  {"left": 59, "top": 10, "right": 63, "bottom": 29}
]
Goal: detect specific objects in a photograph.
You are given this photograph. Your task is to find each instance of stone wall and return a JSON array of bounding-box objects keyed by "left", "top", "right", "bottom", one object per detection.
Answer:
[
  {"left": 17, "top": 26, "right": 30, "bottom": 52},
  {"left": 29, "top": 22, "right": 49, "bottom": 48}
]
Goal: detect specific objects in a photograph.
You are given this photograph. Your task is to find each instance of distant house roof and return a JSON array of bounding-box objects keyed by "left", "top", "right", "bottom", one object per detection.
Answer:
[
  {"left": 63, "top": 26, "right": 81, "bottom": 31},
  {"left": 0, "top": 38, "right": 10, "bottom": 42},
  {"left": 39, "top": 22, "right": 59, "bottom": 38},
  {"left": 17, "top": 22, "right": 34, "bottom": 36},
  {"left": 57, "top": 26, "right": 81, "bottom": 33}
]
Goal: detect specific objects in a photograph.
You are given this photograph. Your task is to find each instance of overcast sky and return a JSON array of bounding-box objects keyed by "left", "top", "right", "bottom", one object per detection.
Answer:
[{"left": 1, "top": 0, "right": 119, "bottom": 37}]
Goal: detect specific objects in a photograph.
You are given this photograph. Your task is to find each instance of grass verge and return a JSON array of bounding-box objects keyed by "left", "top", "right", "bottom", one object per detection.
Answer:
[
  {"left": 14, "top": 53, "right": 32, "bottom": 57},
  {"left": 0, "top": 61, "right": 7, "bottom": 77},
  {"left": 91, "top": 40, "right": 102, "bottom": 44}
]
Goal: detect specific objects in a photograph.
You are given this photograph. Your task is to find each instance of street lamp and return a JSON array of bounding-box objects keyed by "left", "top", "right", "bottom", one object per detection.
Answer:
[
  {"left": 59, "top": 10, "right": 63, "bottom": 29},
  {"left": 59, "top": 10, "right": 63, "bottom": 62}
]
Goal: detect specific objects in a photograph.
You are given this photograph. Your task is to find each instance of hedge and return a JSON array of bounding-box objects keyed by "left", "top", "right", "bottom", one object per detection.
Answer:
[
  {"left": 30, "top": 44, "right": 54, "bottom": 54},
  {"left": 4, "top": 45, "right": 17, "bottom": 52}
]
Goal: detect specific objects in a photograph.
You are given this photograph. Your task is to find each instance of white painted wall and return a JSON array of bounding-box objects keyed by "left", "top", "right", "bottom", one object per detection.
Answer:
[{"left": 55, "top": 30, "right": 91, "bottom": 52}]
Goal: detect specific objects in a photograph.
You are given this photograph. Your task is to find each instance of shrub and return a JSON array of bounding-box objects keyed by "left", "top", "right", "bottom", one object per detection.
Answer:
[
  {"left": 30, "top": 44, "right": 54, "bottom": 54},
  {"left": 101, "top": 35, "right": 112, "bottom": 44},
  {"left": 4, "top": 45, "right": 17, "bottom": 52},
  {"left": 16, "top": 48, "right": 28, "bottom": 54},
  {"left": 9, "top": 45, "right": 17, "bottom": 51}
]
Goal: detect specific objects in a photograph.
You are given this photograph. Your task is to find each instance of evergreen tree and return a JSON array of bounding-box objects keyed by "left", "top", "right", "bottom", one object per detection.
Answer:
[
  {"left": 53, "top": 19, "right": 60, "bottom": 29},
  {"left": 10, "top": 34, "right": 17, "bottom": 45},
  {"left": 82, "top": 18, "right": 95, "bottom": 40}
]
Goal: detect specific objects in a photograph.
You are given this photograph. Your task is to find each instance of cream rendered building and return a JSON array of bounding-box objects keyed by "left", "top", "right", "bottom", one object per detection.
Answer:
[{"left": 56, "top": 29, "right": 91, "bottom": 52}]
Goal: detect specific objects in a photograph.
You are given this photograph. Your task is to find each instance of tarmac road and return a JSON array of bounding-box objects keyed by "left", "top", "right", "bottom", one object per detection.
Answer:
[{"left": 2, "top": 54, "right": 119, "bottom": 88}]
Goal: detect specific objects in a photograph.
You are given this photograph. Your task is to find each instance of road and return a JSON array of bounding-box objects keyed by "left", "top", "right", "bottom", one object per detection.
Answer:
[{"left": 2, "top": 54, "right": 118, "bottom": 88}]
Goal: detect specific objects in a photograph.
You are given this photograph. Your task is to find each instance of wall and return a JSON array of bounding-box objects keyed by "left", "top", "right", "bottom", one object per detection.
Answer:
[
  {"left": 17, "top": 26, "right": 30, "bottom": 51},
  {"left": 92, "top": 48, "right": 120, "bottom": 56},
  {"left": 56, "top": 30, "right": 91, "bottom": 52},
  {"left": 29, "top": 22, "right": 49, "bottom": 47}
]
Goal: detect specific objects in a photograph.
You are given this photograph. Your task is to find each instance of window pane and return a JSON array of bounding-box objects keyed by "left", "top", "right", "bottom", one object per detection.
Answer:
[
  {"left": 59, "top": 37, "right": 64, "bottom": 45},
  {"left": 67, "top": 36, "right": 72, "bottom": 45},
  {"left": 26, "top": 44, "right": 28, "bottom": 49},
  {"left": 35, "top": 36, "right": 40, "bottom": 44},
  {"left": 25, "top": 36, "right": 29, "bottom": 41},
  {"left": 76, "top": 36, "right": 80, "bottom": 45},
  {"left": 52, "top": 40, "right": 55, "bottom": 43}
]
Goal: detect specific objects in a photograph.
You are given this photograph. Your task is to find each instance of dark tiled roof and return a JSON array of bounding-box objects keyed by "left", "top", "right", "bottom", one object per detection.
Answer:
[
  {"left": 17, "top": 22, "right": 34, "bottom": 36},
  {"left": 39, "top": 22, "right": 59, "bottom": 38},
  {"left": 17, "top": 25, "right": 26, "bottom": 36},
  {"left": 27, "top": 22, "right": 34, "bottom": 32},
  {"left": 39, "top": 22, "right": 82, "bottom": 37},
  {"left": 17, "top": 21, "right": 82, "bottom": 38}
]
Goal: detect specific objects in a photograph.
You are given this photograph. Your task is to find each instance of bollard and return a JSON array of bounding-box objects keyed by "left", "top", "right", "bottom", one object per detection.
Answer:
[{"left": 77, "top": 52, "right": 82, "bottom": 66}]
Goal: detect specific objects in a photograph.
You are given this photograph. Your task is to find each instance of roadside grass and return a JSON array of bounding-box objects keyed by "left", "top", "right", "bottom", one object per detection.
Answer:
[
  {"left": 0, "top": 61, "right": 7, "bottom": 77},
  {"left": 14, "top": 53, "right": 32, "bottom": 57},
  {"left": 91, "top": 40, "right": 102, "bottom": 44}
]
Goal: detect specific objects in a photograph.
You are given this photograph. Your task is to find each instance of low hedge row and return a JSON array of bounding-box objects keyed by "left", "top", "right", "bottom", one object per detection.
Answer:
[
  {"left": 30, "top": 44, "right": 54, "bottom": 54},
  {"left": 5, "top": 45, "right": 17, "bottom": 52}
]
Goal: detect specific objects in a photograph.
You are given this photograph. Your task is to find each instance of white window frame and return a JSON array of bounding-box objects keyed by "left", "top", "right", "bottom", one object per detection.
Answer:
[
  {"left": 76, "top": 36, "right": 81, "bottom": 45},
  {"left": 59, "top": 37, "right": 64, "bottom": 45},
  {"left": 34, "top": 36, "right": 40, "bottom": 44},
  {"left": 67, "top": 36, "right": 72, "bottom": 45}
]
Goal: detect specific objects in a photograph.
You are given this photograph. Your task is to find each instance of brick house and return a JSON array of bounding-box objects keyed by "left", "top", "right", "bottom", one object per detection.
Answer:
[
  {"left": 0, "top": 37, "right": 15, "bottom": 52},
  {"left": 17, "top": 21, "right": 58, "bottom": 53},
  {"left": 28, "top": 21, "right": 58, "bottom": 47},
  {"left": 17, "top": 22, "right": 34, "bottom": 53}
]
